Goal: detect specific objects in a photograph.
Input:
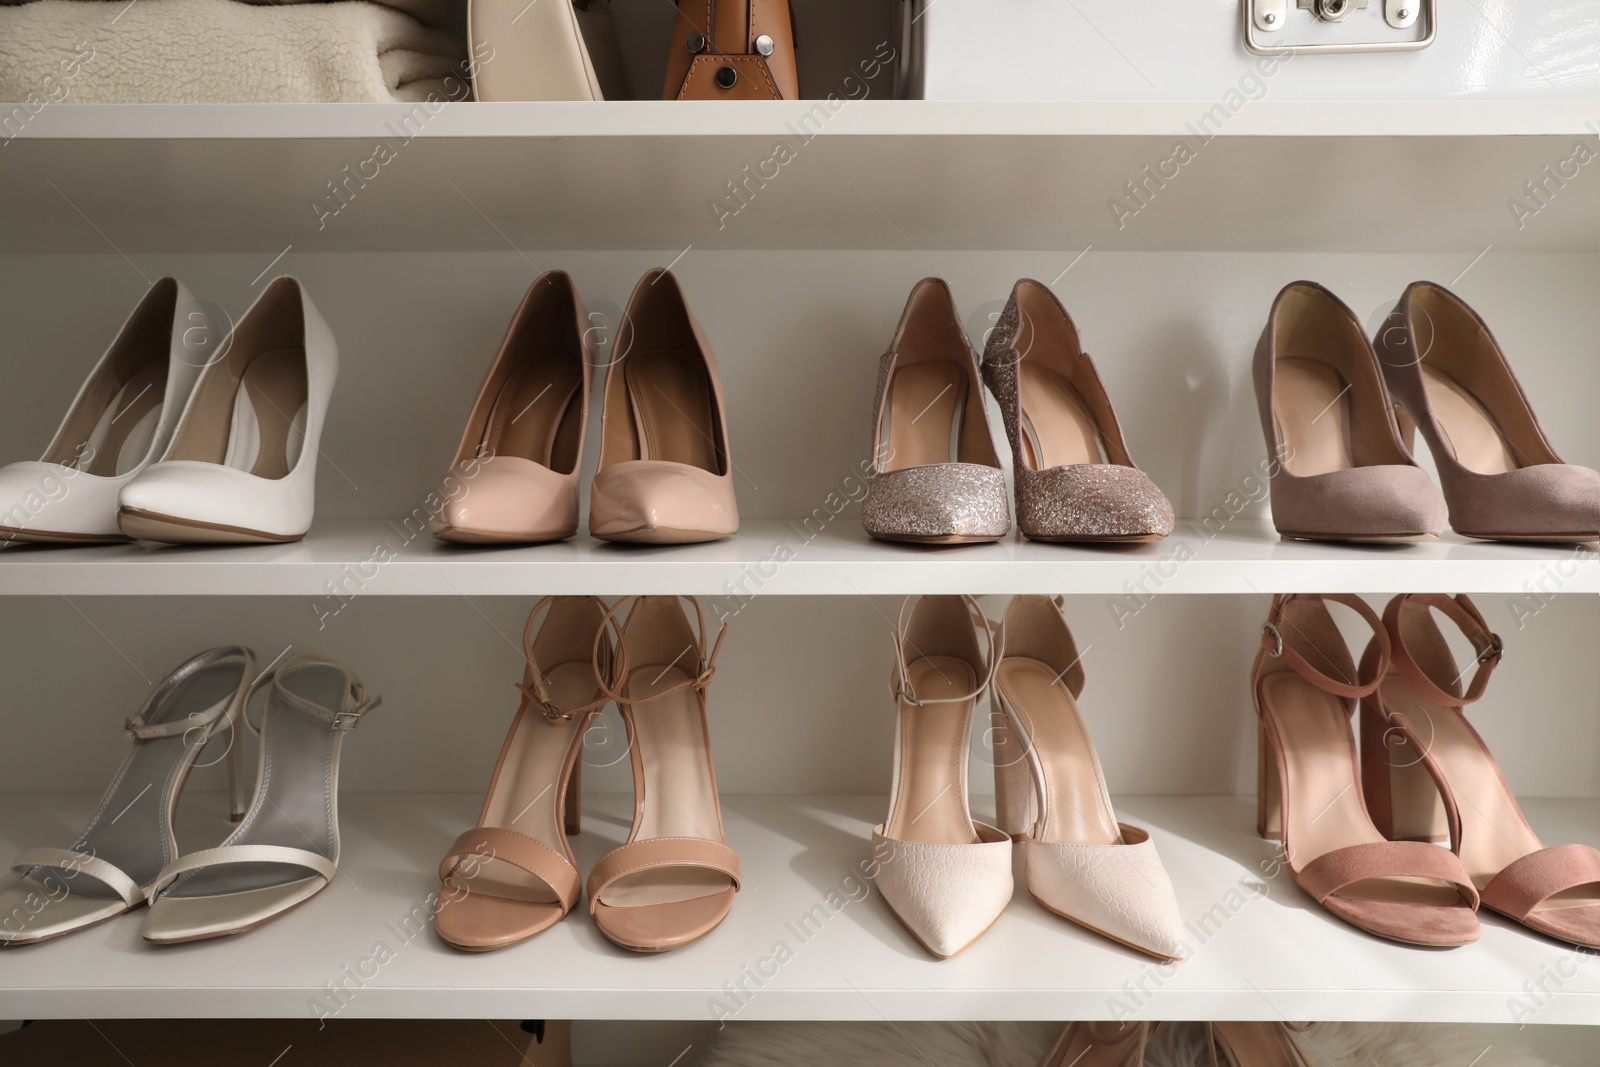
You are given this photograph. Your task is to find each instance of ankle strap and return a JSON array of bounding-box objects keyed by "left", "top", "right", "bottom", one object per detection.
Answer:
[
  {"left": 248, "top": 651, "right": 380, "bottom": 735},
  {"left": 1384, "top": 593, "right": 1502, "bottom": 706},
  {"left": 123, "top": 645, "right": 254, "bottom": 742},
  {"left": 890, "top": 594, "right": 998, "bottom": 707},
  {"left": 516, "top": 596, "right": 613, "bottom": 723},
  {"left": 595, "top": 596, "right": 727, "bottom": 707},
  {"left": 1260, "top": 593, "right": 1389, "bottom": 699}
]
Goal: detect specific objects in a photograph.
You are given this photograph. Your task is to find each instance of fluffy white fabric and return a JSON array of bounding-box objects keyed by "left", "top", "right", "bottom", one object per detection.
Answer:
[
  {"left": 0, "top": 0, "right": 458, "bottom": 27},
  {"left": 700, "top": 1021, "right": 1556, "bottom": 1067},
  {"left": 0, "top": 0, "right": 467, "bottom": 103}
]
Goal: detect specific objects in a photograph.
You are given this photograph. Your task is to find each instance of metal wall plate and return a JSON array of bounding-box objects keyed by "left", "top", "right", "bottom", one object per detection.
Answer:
[{"left": 1245, "top": 0, "right": 1434, "bottom": 54}]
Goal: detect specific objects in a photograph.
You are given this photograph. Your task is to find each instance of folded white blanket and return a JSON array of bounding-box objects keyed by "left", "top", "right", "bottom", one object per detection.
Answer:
[
  {"left": 0, "top": 0, "right": 459, "bottom": 29},
  {"left": 0, "top": 0, "right": 469, "bottom": 103}
]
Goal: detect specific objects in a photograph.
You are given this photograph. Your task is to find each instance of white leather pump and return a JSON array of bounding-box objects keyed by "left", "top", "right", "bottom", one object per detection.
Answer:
[
  {"left": 0, "top": 278, "right": 214, "bottom": 543},
  {"left": 118, "top": 276, "right": 336, "bottom": 544}
]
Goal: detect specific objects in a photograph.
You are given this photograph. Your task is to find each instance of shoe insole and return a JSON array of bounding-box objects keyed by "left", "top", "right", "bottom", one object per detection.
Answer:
[
  {"left": 1017, "top": 364, "right": 1105, "bottom": 471},
  {"left": 1261, "top": 672, "right": 1461, "bottom": 907},
  {"left": 481, "top": 357, "right": 582, "bottom": 472},
  {"left": 994, "top": 659, "right": 1119, "bottom": 847},
  {"left": 1273, "top": 357, "right": 1353, "bottom": 477},
  {"left": 597, "top": 662, "right": 731, "bottom": 908},
  {"left": 1209, "top": 1022, "right": 1310, "bottom": 1067},
  {"left": 68, "top": 666, "right": 245, "bottom": 897},
  {"left": 884, "top": 656, "right": 979, "bottom": 846},
  {"left": 1421, "top": 365, "right": 1520, "bottom": 475},
  {"left": 882, "top": 361, "right": 964, "bottom": 471},
  {"left": 80, "top": 360, "right": 167, "bottom": 478},
  {"left": 1381, "top": 681, "right": 1600, "bottom": 912},
  {"left": 164, "top": 664, "right": 349, "bottom": 899},
  {"left": 221, "top": 349, "right": 308, "bottom": 480},
  {"left": 624, "top": 349, "right": 718, "bottom": 473},
  {"left": 460, "top": 663, "right": 592, "bottom": 905}
]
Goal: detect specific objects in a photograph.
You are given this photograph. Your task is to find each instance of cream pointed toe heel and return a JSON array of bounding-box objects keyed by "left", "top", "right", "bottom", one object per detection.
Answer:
[
  {"left": 0, "top": 647, "right": 252, "bottom": 945},
  {"left": 992, "top": 594, "right": 1186, "bottom": 961},
  {"left": 142, "top": 652, "right": 378, "bottom": 943},
  {"left": 872, "top": 595, "right": 1012, "bottom": 959}
]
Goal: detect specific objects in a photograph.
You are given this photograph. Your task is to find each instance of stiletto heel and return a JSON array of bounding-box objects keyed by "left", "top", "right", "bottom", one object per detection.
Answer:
[
  {"left": 1252, "top": 593, "right": 1480, "bottom": 947},
  {"left": 227, "top": 710, "right": 248, "bottom": 822},
  {"left": 564, "top": 760, "right": 583, "bottom": 836},
  {"left": 1365, "top": 593, "right": 1600, "bottom": 950},
  {"left": 434, "top": 597, "right": 611, "bottom": 952},
  {"left": 996, "top": 595, "right": 1185, "bottom": 961},
  {"left": 0, "top": 647, "right": 256, "bottom": 945},
  {"left": 142, "top": 652, "right": 379, "bottom": 943},
  {"left": 1256, "top": 721, "right": 1282, "bottom": 840}
]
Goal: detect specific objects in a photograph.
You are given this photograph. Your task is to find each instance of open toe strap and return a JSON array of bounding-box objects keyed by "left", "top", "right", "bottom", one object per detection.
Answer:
[
  {"left": 438, "top": 827, "right": 581, "bottom": 912},
  {"left": 586, "top": 838, "right": 741, "bottom": 914},
  {"left": 12, "top": 847, "right": 144, "bottom": 907},
  {"left": 147, "top": 844, "right": 336, "bottom": 900},
  {"left": 1298, "top": 841, "right": 1480, "bottom": 908},
  {"left": 1481, "top": 844, "right": 1600, "bottom": 921}
]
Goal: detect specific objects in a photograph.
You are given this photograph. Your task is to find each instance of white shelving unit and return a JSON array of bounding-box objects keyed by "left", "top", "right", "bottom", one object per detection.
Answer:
[{"left": 2, "top": 10, "right": 1599, "bottom": 1062}]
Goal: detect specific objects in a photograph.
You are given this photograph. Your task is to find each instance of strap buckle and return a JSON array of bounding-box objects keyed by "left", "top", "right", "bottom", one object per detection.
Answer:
[
  {"left": 894, "top": 685, "right": 925, "bottom": 708},
  {"left": 330, "top": 710, "right": 362, "bottom": 731},
  {"left": 1262, "top": 622, "right": 1284, "bottom": 658},
  {"left": 1473, "top": 631, "right": 1503, "bottom": 666}
]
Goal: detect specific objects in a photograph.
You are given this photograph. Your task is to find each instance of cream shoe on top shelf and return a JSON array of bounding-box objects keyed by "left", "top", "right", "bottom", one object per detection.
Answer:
[
  {"left": 872, "top": 594, "right": 1013, "bottom": 959},
  {"left": 118, "top": 276, "right": 336, "bottom": 544},
  {"left": 0, "top": 278, "right": 214, "bottom": 544}
]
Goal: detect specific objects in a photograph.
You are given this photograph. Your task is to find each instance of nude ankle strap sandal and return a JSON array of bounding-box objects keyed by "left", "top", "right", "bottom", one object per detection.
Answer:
[
  {"left": 862, "top": 278, "right": 1011, "bottom": 545},
  {"left": 584, "top": 596, "right": 740, "bottom": 952},
  {"left": 1254, "top": 281, "right": 1447, "bottom": 543},
  {"left": 142, "top": 651, "right": 379, "bottom": 944},
  {"left": 992, "top": 595, "right": 1186, "bottom": 961},
  {"left": 433, "top": 272, "right": 594, "bottom": 545},
  {"left": 1376, "top": 281, "right": 1600, "bottom": 542},
  {"left": 1362, "top": 593, "right": 1600, "bottom": 950},
  {"left": 0, "top": 647, "right": 253, "bottom": 945},
  {"left": 433, "top": 597, "right": 613, "bottom": 951},
  {"left": 982, "top": 280, "right": 1174, "bottom": 542},
  {"left": 873, "top": 594, "right": 1012, "bottom": 959},
  {"left": 1252, "top": 593, "right": 1480, "bottom": 947}
]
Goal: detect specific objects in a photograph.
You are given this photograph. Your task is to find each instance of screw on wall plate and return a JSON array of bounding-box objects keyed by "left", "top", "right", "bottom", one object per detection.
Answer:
[{"left": 1264, "top": 11, "right": 1276, "bottom": 22}]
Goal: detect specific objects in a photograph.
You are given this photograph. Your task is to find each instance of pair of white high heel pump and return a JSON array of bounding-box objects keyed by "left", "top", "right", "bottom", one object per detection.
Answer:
[{"left": 0, "top": 276, "right": 334, "bottom": 545}]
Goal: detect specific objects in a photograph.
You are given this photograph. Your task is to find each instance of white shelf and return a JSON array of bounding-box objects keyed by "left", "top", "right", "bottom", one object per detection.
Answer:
[
  {"left": 1, "top": 517, "right": 1596, "bottom": 597},
  {"left": 3, "top": 101, "right": 1595, "bottom": 253},
  {"left": 3, "top": 792, "right": 1596, "bottom": 1023}
]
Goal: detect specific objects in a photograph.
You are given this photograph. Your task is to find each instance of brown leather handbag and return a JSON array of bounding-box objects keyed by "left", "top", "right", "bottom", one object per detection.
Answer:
[{"left": 663, "top": 0, "right": 799, "bottom": 100}]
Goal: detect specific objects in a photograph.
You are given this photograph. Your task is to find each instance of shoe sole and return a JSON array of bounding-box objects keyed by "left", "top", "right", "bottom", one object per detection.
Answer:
[
  {"left": 1277, "top": 530, "right": 1437, "bottom": 545},
  {"left": 590, "top": 526, "right": 732, "bottom": 545},
  {"left": 867, "top": 532, "right": 1005, "bottom": 546},
  {"left": 118, "top": 508, "right": 304, "bottom": 545},
  {"left": 0, "top": 525, "right": 132, "bottom": 545},
  {"left": 1023, "top": 532, "right": 1166, "bottom": 544},
  {"left": 1457, "top": 531, "right": 1600, "bottom": 543},
  {"left": 434, "top": 525, "right": 576, "bottom": 545},
  {"left": 143, "top": 887, "right": 321, "bottom": 945},
  {"left": 1027, "top": 890, "right": 1183, "bottom": 963}
]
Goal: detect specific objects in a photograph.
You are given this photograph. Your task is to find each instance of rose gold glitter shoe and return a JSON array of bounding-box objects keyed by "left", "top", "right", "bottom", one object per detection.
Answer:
[
  {"left": 981, "top": 279, "right": 1173, "bottom": 543},
  {"left": 862, "top": 278, "right": 1010, "bottom": 545}
]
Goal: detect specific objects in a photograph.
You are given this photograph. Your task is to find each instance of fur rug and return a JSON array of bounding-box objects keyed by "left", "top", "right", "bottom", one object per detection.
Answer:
[{"left": 700, "top": 1021, "right": 1555, "bottom": 1067}]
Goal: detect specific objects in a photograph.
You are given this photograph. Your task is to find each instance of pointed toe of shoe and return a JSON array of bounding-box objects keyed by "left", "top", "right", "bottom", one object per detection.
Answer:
[
  {"left": 1017, "top": 465, "right": 1175, "bottom": 542},
  {"left": 118, "top": 462, "right": 311, "bottom": 542},
  {"left": 871, "top": 824, "right": 1013, "bottom": 958},
  {"left": 1446, "top": 464, "right": 1600, "bottom": 542},
  {"left": 862, "top": 464, "right": 1011, "bottom": 544},
  {"left": 0, "top": 880, "right": 133, "bottom": 944},
  {"left": 0, "top": 461, "right": 126, "bottom": 541},
  {"left": 432, "top": 458, "right": 578, "bottom": 544},
  {"left": 433, "top": 885, "right": 567, "bottom": 951},
  {"left": 1320, "top": 894, "right": 1480, "bottom": 947},
  {"left": 1271, "top": 465, "right": 1447, "bottom": 542},
  {"left": 1023, "top": 825, "right": 1187, "bottom": 961},
  {"left": 589, "top": 461, "right": 738, "bottom": 543},
  {"left": 591, "top": 887, "right": 736, "bottom": 952}
]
